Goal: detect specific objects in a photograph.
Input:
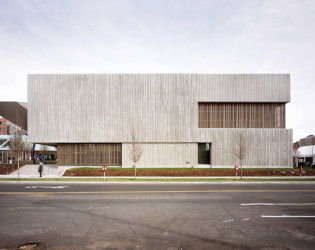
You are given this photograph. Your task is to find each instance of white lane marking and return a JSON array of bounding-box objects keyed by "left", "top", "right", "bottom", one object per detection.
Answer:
[
  {"left": 241, "top": 203, "right": 315, "bottom": 206},
  {"left": 241, "top": 218, "right": 249, "bottom": 221},
  {"left": 261, "top": 215, "right": 315, "bottom": 218},
  {"left": 26, "top": 186, "right": 69, "bottom": 189},
  {"left": 223, "top": 219, "right": 234, "bottom": 223}
]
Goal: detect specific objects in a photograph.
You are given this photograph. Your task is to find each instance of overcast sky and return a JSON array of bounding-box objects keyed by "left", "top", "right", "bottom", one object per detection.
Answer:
[{"left": 0, "top": 0, "right": 314, "bottom": 141}]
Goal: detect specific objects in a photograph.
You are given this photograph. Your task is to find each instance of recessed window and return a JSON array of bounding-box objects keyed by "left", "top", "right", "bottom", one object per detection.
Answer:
[
  {"left": 198, "top": 103, "right": 285, "bottom": 128},
  {"left": 58, "top": 143, "right": 122, "bottom": 166},
  {"left": 198, "top": 143, "right": 211, "bottom": 164}
]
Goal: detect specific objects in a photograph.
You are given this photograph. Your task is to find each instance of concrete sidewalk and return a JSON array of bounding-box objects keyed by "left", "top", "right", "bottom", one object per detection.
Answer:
[{"left": 6, "top": 164, "right": 64, "bottom": 178}]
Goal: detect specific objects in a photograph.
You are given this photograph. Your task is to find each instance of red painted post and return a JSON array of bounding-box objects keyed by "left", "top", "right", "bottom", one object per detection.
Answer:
[
  {"left": 299, "top": 165, "right": 303, "bottom": 179},
  {"left": 102, "top": 165, "right": 107, "bottom": 180},
  {"left": 235, "top": 166, "right": 239, "bottom": 177}
]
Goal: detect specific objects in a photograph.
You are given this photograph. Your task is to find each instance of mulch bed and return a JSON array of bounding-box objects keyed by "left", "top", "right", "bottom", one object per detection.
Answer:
[
  {"left": 0, "top": 164, "right": 22, "bottom": 175},
  {"left": 63, "top": 169, "right": 315, "bottom": 177}
]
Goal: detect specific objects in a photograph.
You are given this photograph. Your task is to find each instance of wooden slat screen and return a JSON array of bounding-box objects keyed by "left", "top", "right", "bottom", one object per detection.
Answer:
[
  {"left": 58, "top": 143, "right": 122, "bottom": 166},
  {"left": 198, "top": 103, "right": 285, "bottom": 128}
]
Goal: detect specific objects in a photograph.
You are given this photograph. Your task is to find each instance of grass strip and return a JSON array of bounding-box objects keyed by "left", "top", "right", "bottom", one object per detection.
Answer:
[
  {"left": 1, "top": 178, "right": 315, "bottom": 182},
  {"left": 68, "top": 167, "right": 313, "bottom": 171}
]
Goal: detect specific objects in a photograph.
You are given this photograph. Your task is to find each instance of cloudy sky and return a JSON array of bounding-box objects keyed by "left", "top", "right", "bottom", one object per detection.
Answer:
[{"left": 0, "top": 0, "right": 314, "bottom": 141}]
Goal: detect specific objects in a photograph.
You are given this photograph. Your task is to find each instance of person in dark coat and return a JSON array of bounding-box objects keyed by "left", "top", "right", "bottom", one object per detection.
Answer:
[{"left": 38, "top": 163, "right": 43, "bottom": 177}]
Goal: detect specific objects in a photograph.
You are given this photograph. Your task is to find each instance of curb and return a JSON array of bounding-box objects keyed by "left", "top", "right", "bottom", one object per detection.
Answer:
[
  {"left": 1, "top": 176, "right": 315, "bottom": 179},
  {"left": 1, "top": 181, "right": 315, "bottom": 185}
]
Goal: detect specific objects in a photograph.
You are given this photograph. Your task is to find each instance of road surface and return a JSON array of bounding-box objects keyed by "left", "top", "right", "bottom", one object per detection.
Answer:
[{"left": 0, "top": 183, "right": 314, "bottom": 249}]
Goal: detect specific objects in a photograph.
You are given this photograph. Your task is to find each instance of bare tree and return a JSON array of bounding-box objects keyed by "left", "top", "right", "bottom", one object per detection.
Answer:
[
  {"left": 234, "top": 131, "right": 247, "bottom": 180},
  {"left": 25, "top": 142, "right": 33, "bottom": 162},
  {"left": 8, "top": 113, "right": 27, "bottom": 178},
  {"left": 128, "top": 127, "right": 143, "bottom": 179}
]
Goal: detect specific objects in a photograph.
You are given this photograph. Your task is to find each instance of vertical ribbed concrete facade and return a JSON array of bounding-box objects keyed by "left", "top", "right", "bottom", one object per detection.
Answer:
[{"left": 28, "top": 74, "right": 292, "bottom": 168}]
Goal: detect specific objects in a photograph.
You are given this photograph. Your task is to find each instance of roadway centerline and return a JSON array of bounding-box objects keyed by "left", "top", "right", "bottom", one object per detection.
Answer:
[
  {"left": 241, "top": 203, "right": 315, "bottom": 206},
  {"left": 0, "top": 189, "right": 315, "bottom": 195},
  {"left": 261, "top": 215, "right": 315, "bottom": 218},
  {"left": 26, "top": 186, "right": 69, "bottom": 189}
]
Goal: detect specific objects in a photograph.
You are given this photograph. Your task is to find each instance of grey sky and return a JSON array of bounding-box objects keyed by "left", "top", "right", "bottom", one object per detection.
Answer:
[{"left": 0, "top": 0, "right": 314, "bottom": 141}]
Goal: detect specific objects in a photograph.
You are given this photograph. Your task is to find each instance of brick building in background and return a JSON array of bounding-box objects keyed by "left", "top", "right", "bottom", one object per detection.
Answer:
[
  {"left": 299, "top": 135, "right": 315, "bottom": 147},
  {"left": 0, "top": 117, "right": 9, "bottom": 135}
]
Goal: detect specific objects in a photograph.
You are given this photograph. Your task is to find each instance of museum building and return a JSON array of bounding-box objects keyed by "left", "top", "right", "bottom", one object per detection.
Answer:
[{"left": 27, "top": 74, "right": 292, "bottom": 168}]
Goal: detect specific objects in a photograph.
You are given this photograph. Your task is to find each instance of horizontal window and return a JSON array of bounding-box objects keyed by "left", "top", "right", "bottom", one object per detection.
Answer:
[
  {"left": 58, "top": 143, "right": 122, "bottom": 166},
  {"left": 199, "top": 103, "right": 285, "bottom": 128}
]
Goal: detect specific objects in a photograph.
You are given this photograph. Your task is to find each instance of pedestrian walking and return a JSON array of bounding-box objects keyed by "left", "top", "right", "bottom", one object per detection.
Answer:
[{"left": 38, "top": 163, "right": 43, "bottom": 177}]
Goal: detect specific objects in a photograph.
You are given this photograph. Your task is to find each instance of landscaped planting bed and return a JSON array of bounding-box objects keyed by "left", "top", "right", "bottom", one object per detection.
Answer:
[
  {"left": 63, "top": 168, "right": 315, "bottom": 177},
  {"left": 0, "top": 164, "right": 22, "bottom": 175}
]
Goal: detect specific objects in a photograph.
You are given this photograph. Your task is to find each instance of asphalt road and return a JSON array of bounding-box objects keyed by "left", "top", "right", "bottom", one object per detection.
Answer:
[{"left": 0, "top": 183, "right": 315, "bottom": 249}]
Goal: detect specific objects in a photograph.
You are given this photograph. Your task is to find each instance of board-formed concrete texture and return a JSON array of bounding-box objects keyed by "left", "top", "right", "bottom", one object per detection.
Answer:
[{"left": 28, "top": 74, "right": 292, "bottom": 168}]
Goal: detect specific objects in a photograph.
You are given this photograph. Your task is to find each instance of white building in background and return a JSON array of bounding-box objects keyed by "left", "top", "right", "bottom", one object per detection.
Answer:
[
  {"left": 297, "top": 146, "right": 315, "bottom": 164},
  {"left": 296, "top": 135, "right": 315, "bottom": 166},
  {"left": 27, "top": 74, "right": 292, "bottom": 168}
]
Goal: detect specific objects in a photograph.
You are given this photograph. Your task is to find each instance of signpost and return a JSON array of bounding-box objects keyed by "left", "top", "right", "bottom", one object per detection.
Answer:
[
  {"left": 299, "top": 165, "right": 303, "bottom": 179},
  {"left": 235, "top": 165, "right": 239, "bottom": 177},
  {"left": 102, "top": 165, "right": 107, "bottom": 181}
]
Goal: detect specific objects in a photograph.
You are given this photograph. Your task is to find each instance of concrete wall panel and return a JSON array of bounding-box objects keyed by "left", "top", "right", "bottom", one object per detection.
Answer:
[
  {"left": 197, "top": 128, "right": 293, "bottom": 168},
  {"left": 122, "top": 143, "right": 198, "bottom": 168},
  {"left": 121, "top": 129, "right": 292, "bottom": 168},
  {"left": 28, "top": 74, "right": 291, "bottom": 144}
]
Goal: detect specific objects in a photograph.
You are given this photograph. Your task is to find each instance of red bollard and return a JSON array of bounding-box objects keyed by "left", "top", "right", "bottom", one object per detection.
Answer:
[{"left": 235, "top": 165, "right": 239, "bottom": 177}]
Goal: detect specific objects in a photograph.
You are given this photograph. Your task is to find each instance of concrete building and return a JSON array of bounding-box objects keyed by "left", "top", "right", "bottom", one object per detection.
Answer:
[
  {"left": 299, "top": 135, "right": 315, "bottom": 147},
  {"left": 27, "top": 74, "right": 292, "bottom": 168}
]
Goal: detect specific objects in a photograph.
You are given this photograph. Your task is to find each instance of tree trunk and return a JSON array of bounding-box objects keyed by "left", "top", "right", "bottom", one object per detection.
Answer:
[
  {"left": 134, "top": 165, "right": 137, "bottom": 179},
  {"left": 240, "top": 162, "right": 243, "bottom": 180},
  {"left": 18, "top": 159, "right": 20, "bottom": 179}
]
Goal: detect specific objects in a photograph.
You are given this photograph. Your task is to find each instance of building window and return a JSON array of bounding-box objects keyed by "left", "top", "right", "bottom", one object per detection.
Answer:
[
  {"left": 58, "top": 143, "right": 122, "bottom": 166},
  {"left": 198, "top": 103, "right": 285, "bottom": 128},
  {"left": 198, "top": 143, "right": 211, "bottom": 164}
]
